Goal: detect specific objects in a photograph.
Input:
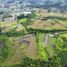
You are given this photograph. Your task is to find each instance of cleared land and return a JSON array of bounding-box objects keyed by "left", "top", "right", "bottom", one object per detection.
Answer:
[{"left": 0, "top": 34, "right": 38, "bottom": 67}]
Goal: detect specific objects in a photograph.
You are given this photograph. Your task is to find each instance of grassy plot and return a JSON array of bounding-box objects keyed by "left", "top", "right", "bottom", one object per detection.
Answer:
[
  {"left": 58, "top": 33, "right": 67, "bottom": 51},
  {"left": 1, "top": 34, "right": 37, "bottom": 67},
  {"left": 50, "top": 33, "right": 67, "bottom": 67},
  {"left": 27, "top": 12, "right": 67, "bottom": 31},
  {"left": 36, "top": 32, "right": 48, "bottom": 61},
  {"left": 35, "top": 32, "right": 62, "bottom": 67},
  {"left": 1, "top": 36, "right": 27, "bottom": 67},
  {"left": 58, "top": 33, "right": 67, "bottom": 67},
  {"left": 60, "top": 51, "right": 67, "bottom": 67},
  {"left": 27, "top": 18, "right": 67, "bottom": 30},
  {"left": 19, "top": 34, "right": 38, "bottom": 60},
  {"left": 0, "top": 21, "right": 17, "bottom": 27},
  {"left": 0, "top": 20, "right": 28, "bottom": 36},
  {"left": 6, "top": 24, "right": 28, "bottom": 36},
  {"left": 0, "top": 20, "right": 26, "bottom": 32},
  {"left": 18, "top": 18, "right": 27, "bottom": 24},
  {"left": 0, "top": 35, "right": 11, "bottom": 65}
]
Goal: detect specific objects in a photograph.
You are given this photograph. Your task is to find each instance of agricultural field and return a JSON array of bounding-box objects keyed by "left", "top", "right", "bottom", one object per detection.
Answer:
[{"left": 27, "top": 12, "right": 67, "bottom": 30}]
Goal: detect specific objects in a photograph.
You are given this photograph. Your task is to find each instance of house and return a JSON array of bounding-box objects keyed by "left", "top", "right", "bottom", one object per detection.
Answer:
[
  {"left": 22, "top": 11, "right": 31, "bottom": 15},
  {"left": 3, "top": 16, "right": 14, "bottom": 22}
]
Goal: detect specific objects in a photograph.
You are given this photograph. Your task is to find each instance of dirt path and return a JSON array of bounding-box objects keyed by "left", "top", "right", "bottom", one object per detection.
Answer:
[{"left": 45, "top": 34, "right": 49, "bottom": 45}]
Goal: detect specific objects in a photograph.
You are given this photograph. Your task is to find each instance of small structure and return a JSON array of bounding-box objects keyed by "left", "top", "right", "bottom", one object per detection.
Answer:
[
  {"left": 49, "top": 33, "right": 55, "bottom": 37},
  {"left": 22, "top": 11, "right": 31, "bottom": 16},
  {"left": 3, "top": 15, "right": 14, "bottom": 22}
]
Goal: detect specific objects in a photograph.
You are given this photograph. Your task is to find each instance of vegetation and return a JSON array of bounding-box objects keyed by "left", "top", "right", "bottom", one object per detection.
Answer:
[
  {"left": 36, "top": 32, "right": 48, "bottom": 61},
  {"left": 0, "top": 36, "right": 10, "bottom": 64},
  {"left": 0, "top": 11, "right": 67, "bottom": 67}
]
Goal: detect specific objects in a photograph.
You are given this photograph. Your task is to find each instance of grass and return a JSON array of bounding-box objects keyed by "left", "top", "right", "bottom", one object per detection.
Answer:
[
  {"left": 1, "top": 36, "right": 26, "bottom": 67},
  {"left": 36, "top": 33, "right": 48, "bottom": 61},
  {"left": 0, "top": 35, "right": 38, "bottom": 67},
  {"left": 23, "top": 34, "right": 37, "bottom": 60},
  {"left": 27, "top": 18, "right": 67, "bottom": 30},
  {"left": 0, "top": 35, "right": 11, "bottom": 65},
  {"left": 18, "top": 18, "right": 27, "bottom": 24},
  {"left": 0, "top": 21, "right": 17, "bottom": 27},
  {"left": 27, "top": 12, "right": 67, "bottom": 31},
  {"left": 0, "top": 21, "right": 28, "bottom": 35}
]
